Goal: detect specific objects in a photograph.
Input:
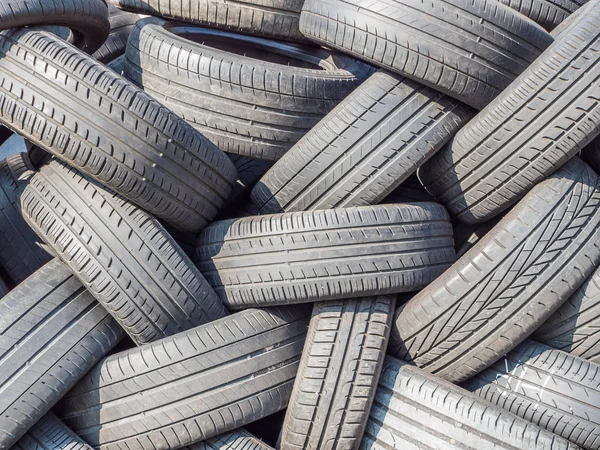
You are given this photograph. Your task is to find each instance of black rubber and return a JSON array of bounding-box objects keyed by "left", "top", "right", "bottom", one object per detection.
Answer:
[
  {"left": 453, "top": 218, "right": 500, "bottom": 259},
  {"left": 0, "top": 153, "right": 52, "bottom": 285},
  {"left": 92, "top": 3, "right": 139, "bottom": 63},
  {"left": 420, "top": 5, "right": 600, "bottom": 224},
  {"left": 227, "top": 154, "right": 273, "bottom": 205},
  {"left": 582, "top": 137, "right": 600, "bottom": 174},
  {"left": 11, "top": 413, "right": 93, "bottom": 450},
  {"left": 281, "top": 296, "right": 395, "bottom": 450},
  {"left": 21, "top": 158, "right": 227, "bottom": 345},
  {"left": 195, "top": 204, "right": 455, "bottom": 308},
  {"left": 110, "top": 0, "right": 305, "bottom": 41},
  {"left": 0, "top": 259, "right": 124, "bottom": 450},
  {"left": 534, "top": 263, "right": 600, "bottom": 364},
  {"left": 299, "top": 0, "right": 553, "bottom": 110},
  {"left": 363, "top": 356, "right": 578, "bottom": 450},
  {"left": 55, "top": 306, "right": 311, "bottom": 450},
  {"left": 496, "top": 0, "right": 588, "bottom": 30},
  {"left": 380, "top": 174, "right": 435, "bottom": 204},
  {"left": 124, "top": 19, "right": 373, "bottom": 161},
  {"left": 0, "top": 0, "right": 109, "bottom": 53},
  {"left": 389, "top": 158, "right": 600, "bottom": 383},
  {"left": 464, "top": 340, "right": 600, "bottom": 450},
  {"left": 0, "top": 276, "right": 8, "bottom": 299},
  {"left": 191, "top": 429, "right": 275, "bottom": 450},
  {"left": 0, "top": 128, "right": 11, "bottom": 147},
  {"left": 0, "top": 28, "right": 237, "bottom": 233}
]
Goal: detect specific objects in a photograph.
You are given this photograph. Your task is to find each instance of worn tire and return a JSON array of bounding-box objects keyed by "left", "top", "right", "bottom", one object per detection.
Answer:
[
  {"left": 380, "top": 174, "right": 435, "bottom": 204},
  {"left": 420, "top": 6, "right": 600, "bottom": 224},
  {"left": 299, "top": 0, "right": 552, "bottom": 110},
  {"left": 361, "top": 356, "right": 578, "bottom": 450},
  {"left": 534, "top": 263, "right": 600, "bottom": 363},
  {"left": 251, "top": 71, "right": 473, "bottom": 214},
  {"left": 453, "top": 218, "right": 500, "bottom": 259},
  {"left": 92, "top": 3, "right": 139, "bottom": 63},
  {"left": 110, "top": 0, "right": 305, "bottom": 41},
  {"left": 11, "top": 413, "right": 93, "bottom": 450},
  {"left": 389, "top": 158, "right": 600, "bottom": 383},
  {"left": 281, "top": 296, "right": 395, "bottom": 450},
  {"left": 0, "top": 153, "right": 51, "bottom": 285},
  {"left": 21, "top": 158, "right": 227, "bottom": 345},
  {"left": 464, "top": 340, "right": 600, "bottom": 450},
  {"left": 227, "top": 155, "right": 273, "bottom": 205},
  {"left": 0, "top": 28, "right": 237, "bottom": 233},
  {"left": 124, "top": 19, "right": 373, "bottom": 161},
  {"left": 195, "top": 204, "right": 455, "bottom": 308},
  {"left": 189, "top": 429, "right": 274, "bottom": 450},
  {"left": 497, "top": 0, "right": 588, "bottom": 30},
  {"left": 0, "top": 259, "right": 124, "bottom": 450},
  {"left": 0, "top": 276, "right": 8, "bottom": 299},
  {"left": 582, "top": 137, "right": 600, "bottom": 174},
  {"left": 55, "top": 306, "right": 311, "bottom": 450}
]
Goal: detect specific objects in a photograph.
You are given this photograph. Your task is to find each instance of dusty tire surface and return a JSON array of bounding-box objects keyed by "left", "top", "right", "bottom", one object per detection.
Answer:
[
  {"left": 420, "top": 7, "right": 600, "bottom": 224},
  {"left": 11, "top": 413, "right": 93, "bottom": 450},
  {"left": 21, "top": 158, "right": 227, "bottom": 345},
  {"left": 251, "top": 71, "right": 473, "bottom": 214},
  {"left": 188, "top": 429, "right": 275, "bottom": 450},
  {"left": 361, "top": 356, "right": 578, "bottom": 450},
  {"left": 0, "top": 259, "right": 124, "bottom": 450},
  {"left": 496, "top": 0, "right": 588, "bottom": 30},
  {"left": 299, "top": 0, "right": 553, "bottom": 109},
  {"left": 0, "top": 28, "right": 237, "bottom": 233},
  {"left": 124, "top": 19, "right": 373, "bottom": 161},
  {"left": 195, "top": 204, "right": 455, "bottom": 308},
  {"left": 281, "top": 296, "right": 395, "bottom": 450},
  {"left": 92, "top": 3, "right": 139, "bottom": 63},
  {"left": 389, "top": 158, "right": 600, "bottom": 383},
  {"left": 55, "top": 306, "right": 311, "bottom": 450},
  {"left": 464, "top": 340, "right": 600, "bottom": 450}
]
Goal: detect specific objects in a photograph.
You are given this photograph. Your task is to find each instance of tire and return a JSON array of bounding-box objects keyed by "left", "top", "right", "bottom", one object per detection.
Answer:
[
  {"left": 55, "top": 306, "right": 311, "bottom": 450},
  {"left": 389, "top": 158, "right": 600, "bottom": 383},
  {"left": 227, "top": 154, "right": 273, "bottom": 205},
  {"left": 582, "top": 137, "right": 600, "bottom": 174},
  {"left": 380, "top": 174, "right": 435, "bottom": 204},
  {"left": 251, "top": 71, "right": 473, "bottom": 213},
  {"left": 453, "top": 218, "right": 500, "bottom": 259},
  {"left": 0, "top": 153, "right": 52, "bottom": 285},
  {"left": 92, "top": 3, "right": 139, "bottom": 64},
  {"left": 0, "top": 28, "right": 237, "bottom": 233},
  {"left": 495, "top": 0, "right": 588, "bottom": 30},
  {"left": 11, "top": 413, "right": 93, "bottom": 450},
  {"left": 0, "top": 127, "right": 11, "bottom": 147},
  {"left": 0, "top": 0, "right": 109, "bottom": 53},
  {"left": 299, "top": 0, "right": 553, "bottom": 110},
  {"left": 534, "top": 263, "right": 600, "bottom": 363},
  {"left": 0, "top": 276, "right": 8, "bottom": 299},
  {"left": 0, "top": 259, "right": 124, "bottom": 450},
  {"left": 124, "top": 19, "right": 373, "bottom": 161},
  {"left": 21, "top": 158, "right": 227, "bottom": 345},
  {"left": 191, "top": 429, "right": 275, "bottom": 450},
  {"left": 195, "top": 204, "right": 455, "bottom": 308},
  {"left": 464, "top": 340, "right": 600, "bottom": 450},
  {"left": 110, "top": 0, "right": 305, "bottom": 41},
  {"left": 281, "top": 296, "right": 395, "bottom": 450},
  {"left": 419, "top": 6, "right": 600, "bottom": 225},
  {"left": 361, "top": 356, "right": 578, "bottom": 450}
]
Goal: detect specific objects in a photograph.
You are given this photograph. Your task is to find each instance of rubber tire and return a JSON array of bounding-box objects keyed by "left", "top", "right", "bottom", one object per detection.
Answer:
[
  {"left": 110, "top": 0, "right": 305, "bottom": 41},
  {"left": 0, "top": 127, "right": 11, "bottom": 147},
  {"left": 195, "top": 204, "right": 455, "bottom": 308},
  {"left": 496, "top": 0, "right": 588, "bottom": 30},
  {"left": 534, "top": 263, "right": 600, "bottom": 364},
  {"left": 190, "top": 429, "right": 275, "bottom": 450},
  {"left": 582, "top": 137, "right": 600, "bottom": 174},
  {"left": 362, "top": 356, "right": 578, "bottom": 450},
  {"left": 420, "top": 7, "right": 600, "bottom": 225},
  {"left": 0, "top": 153, "right": 52, "bottom": 285},
  {"left": 464, "top": 340, "right": 600, "bottom": 450},
  {"left": 227, "top": 154, "right": 273, "bottom": 205},
  {"left": 21, "top": 158, "right": 227, "bottom": 345},
  {"left": 11, "top": 413, "right": 93, "bottom": 450},
  {"left": 0, "top": 259, "right": 124, "bottom": 450},
  {"left": 380, "top": 174, "right": 435, "bottom": 204},
  {"left": 92, "top": 3, "right": 139, "bottom": 63},
  {"left": 0, "top": 0, "right": 109, "bottom": 53},
  {"left": 0, "top": 28, "right": 237, "bottom": 233},
  {"left": 251, "top": 70, "right": 474, "bottom": 213},
  {"left": 281, "top": 296, "right": 395, "bottom": 450},
  {"left": 453, "top": 218, "right": 500, "bottom": 259},
  {"left": 299, "top": 0, "right": 553, "bottom": 110},
  {"left": 55, "top": 306, "right": 311, "bottom": 450},
  {"left": 389, "top": 158, "right": 600, "bottom": 383},
  {"left": 124, "top": 19, "right": 373, "bottom": 161},
  {"left": 0, "top": 276, "right": 9, "bottom": 299}
]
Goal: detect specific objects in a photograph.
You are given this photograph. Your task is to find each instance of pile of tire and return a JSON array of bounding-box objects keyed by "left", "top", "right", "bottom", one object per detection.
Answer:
[{"left": 0, "top": 0, "right": 599, "bottom": 449}]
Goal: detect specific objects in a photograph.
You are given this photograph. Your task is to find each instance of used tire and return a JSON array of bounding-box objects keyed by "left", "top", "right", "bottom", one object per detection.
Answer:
[
  {"left": 195, "top": 204, "right": 455, "bottom": 308},
  {"left": 0, "top": 28, "right": 237, "bottom": 233},
  {"left": 420, "top": 5, "right": 600, "bottom": 224},
  {"left": 362, "top": 356, "right": 578, "bottom": 450},
  {"left": 453, "top": 218, "right": 500, "bottom": 259},
  {"left": 0, "top": 259, "right": 124, "bottom": 450},
  {"left": 299, "top": 0, "right": 553, "bottom": 110},
  {"left": 55, "top": 306, "right": 311, "bottom": 450},
  {"left": 464, "top": 340, "right": 600, "bottom": 450},
  {"left": 389, "top": 158, "right": 600, "bottom": 383},
  {"left": 251, "top": 71, "right": 473, "bottom": 214},
  {"left": 0, "top": 275, "right": 8, "bottom": 299},
  {"left": 11, "top": 413, "right": 93, "bottom": 450},
  {"left": 496, "top": 0, "right": 588, "bottom": 30},
  {"left": 582, "top": 137, "right": 600, "bottom": 174},
  {"left": 110, "top": 0, "right": 305, "bottom": 41},
  {"left": 227, "top": 154, "right": 273, "bottom": 205},
  {"left": 534, "top": 263, "right": 600, "bottom": 363},
  {"left": 281, "top": 296, "right": 395, "bottom": 450},
  {"left": 21, "top": 158, "right": 227, "bottom": 345},
  {"left": 92, "top": 3, "right": 139, "bottom": 63},
  {"left": 192, "top": 429, "right": 275, "bottom": 450},
  {"left": 0, "top": 153, "right": 51, "bottom": 285},
  {"left": 124, "top": 19, "right": 373, "bottom": 161},
  {"left": 381, "top": 174, "right": 435, "bottom": 204}
]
